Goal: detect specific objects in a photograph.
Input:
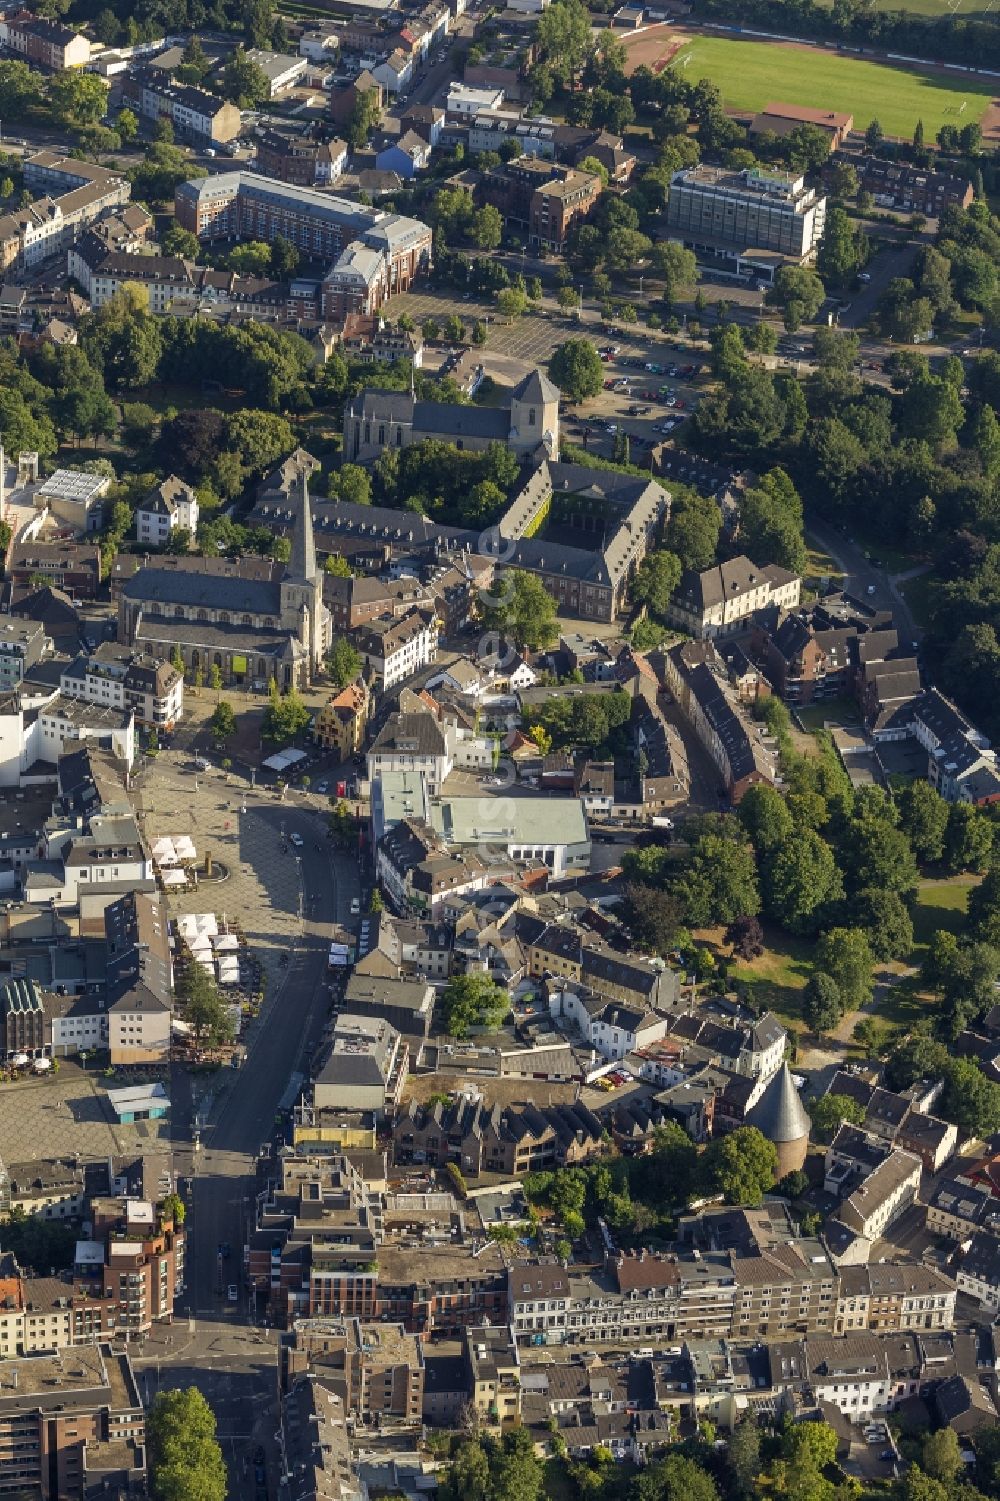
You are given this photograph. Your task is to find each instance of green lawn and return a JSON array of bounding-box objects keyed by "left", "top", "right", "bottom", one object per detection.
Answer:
[
  {"left": 910, "top": 875, "right": 977, "bottom": 951},
  {"left": 794, "top": 698, "right": 861, "bottom": 733},
  {"left": 819, "top": 0, "right": 996, "bottom": 15},
  {"left": 804, "top": 539, "right": 846, "bottom": 595},
  {"left": 670, "top": 35, "right": 993, "bottom": 137},
  {"left": 706, "top": 924, "right": 813, "bottom": 1033}
]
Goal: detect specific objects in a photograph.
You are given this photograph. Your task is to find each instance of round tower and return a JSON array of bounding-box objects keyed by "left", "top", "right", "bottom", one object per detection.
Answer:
[{"left": 746, "top": 1061, "right": 810, "bottom": 1178}]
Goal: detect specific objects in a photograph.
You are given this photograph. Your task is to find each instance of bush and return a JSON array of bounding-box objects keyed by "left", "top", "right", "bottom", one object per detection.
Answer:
[{"left": 445, "top": 1161, "right": 467, "bottom": 1199}]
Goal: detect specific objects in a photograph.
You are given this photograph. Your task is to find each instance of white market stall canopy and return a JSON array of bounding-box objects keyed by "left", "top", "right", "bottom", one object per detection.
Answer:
[
  {"left": 262, "top": 748, "right": 307, "bottom": 773},
  {"left": 176, "top": 913, "right": 218, "bottom": 940},
  {"left": 152, "top": 834, "right": 197, "bottom": 868}
]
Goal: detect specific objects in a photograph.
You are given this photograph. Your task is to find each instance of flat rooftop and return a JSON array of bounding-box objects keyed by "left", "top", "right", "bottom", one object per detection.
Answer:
[
  {"left": 44, "top": 693, "right": 131, "bottom": 729},
  {"left": 430, "top": 794, "right": 589, "bottom": 848},
  {"left": 0, "top": 1343, "right": 137, "bottom": 1412},
  {"left": 37, "top": 469, "right": 108, "bottom": 502}
]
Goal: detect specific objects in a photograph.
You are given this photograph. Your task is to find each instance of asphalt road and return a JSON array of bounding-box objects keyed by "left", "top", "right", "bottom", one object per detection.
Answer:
[
  {"left": 174, "top": 797, "right": 360, "bottom": 1321},
  {"left": 806, "top": 518, "right": 924, "bottom": 649}
]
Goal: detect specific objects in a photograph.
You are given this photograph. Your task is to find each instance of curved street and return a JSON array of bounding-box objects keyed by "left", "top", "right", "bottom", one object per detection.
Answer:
[{"left": 806, "top": 518, "right": 927, "bottom": 651}]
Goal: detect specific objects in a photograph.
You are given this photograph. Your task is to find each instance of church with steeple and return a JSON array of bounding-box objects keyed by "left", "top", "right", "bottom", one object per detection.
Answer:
[
  {"left": 119, "top": 461, "right": 331, "bottom": 691},
  {"left": 342, "top": 368, "right": 561, "bottom": 466}
]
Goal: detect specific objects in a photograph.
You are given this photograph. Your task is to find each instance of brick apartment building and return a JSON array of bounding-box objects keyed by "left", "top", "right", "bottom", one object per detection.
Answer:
[
  {"left": 174, "top": 173, "right": 431, "bottom": 321},
  {"left": 480, "top": 158, "right": 601, "bottom": 251},
  {"left": 8, "top": 540, "right": 101, "bottom": 599},
  {"left": 825, "top": 152, "right": 974, "bottom": 216},
  {"left": 0, "top": 11, "right": 91, "bottom": 69},
  {"left": 122, "top": 71, "right": 241, "bottom": 143},
  {"left": 329, "top": 70, "right": 384, "bottom": 128},
  {"left": 0, "top": 1344, "right": 144, "bottom": 1500},
  {"left": 256, "top": 129, "right": 348, "bottom": 186},
  {"left": 280, "top": 1318, "right": 425, "bottom": 1423},
  {"left": 88, "top": 1195, "right": 186, "bottom": 1334}
]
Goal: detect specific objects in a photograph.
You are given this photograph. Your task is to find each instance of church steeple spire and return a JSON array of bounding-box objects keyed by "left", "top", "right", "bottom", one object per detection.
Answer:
[{"left": 289, "top": 466, "right": 317, "bottom": 584}]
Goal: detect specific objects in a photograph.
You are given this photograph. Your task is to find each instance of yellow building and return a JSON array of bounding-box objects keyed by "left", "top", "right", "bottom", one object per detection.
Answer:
[{"left": 314, "top": 678, "right": 370, "bottom": 758}]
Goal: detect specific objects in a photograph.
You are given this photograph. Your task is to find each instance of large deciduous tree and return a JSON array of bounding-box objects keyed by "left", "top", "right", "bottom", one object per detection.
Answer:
[
  {"left": 482, "top": 570, "right": 558, "bottom": 651},
  {"left": 548, "top": 337, "right": 603, "bottom": 402},
  {"left": 699, "top": 1127, "right": 778, "bottom": 1207},
  {"left": 440, "top": 974, "right": 509, "bottom": 1039},
  {"left": 147, "top": 1388, "right": 227, "bottom": 1501}
]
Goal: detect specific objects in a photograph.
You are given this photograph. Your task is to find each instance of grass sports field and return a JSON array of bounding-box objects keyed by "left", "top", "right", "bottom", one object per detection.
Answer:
[
  {"left": 643, "top": 32, "right": 996, "bottom": 138},
  {"left": 820, "top": 0, "right": 997, "bottom": 15}
]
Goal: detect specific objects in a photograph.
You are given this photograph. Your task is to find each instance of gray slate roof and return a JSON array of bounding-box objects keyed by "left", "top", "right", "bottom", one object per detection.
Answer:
[
  {"left": 123, "top": 567, "right": 281, "bottom": 614},
  {"left": 747, "top": 1062, "right": 809, "bottom": 1143}
]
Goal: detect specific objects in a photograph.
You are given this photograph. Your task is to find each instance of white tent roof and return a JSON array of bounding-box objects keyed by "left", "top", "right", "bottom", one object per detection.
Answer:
[
  {"left": 174, "top": 835, "right": 197, "bottom": 859},
  {"left": 213, "top": 934, "right": 239, "bottom": 952},
  {"left": 176, "top": 913, "right": 218, "bottom": 938},
  {"left": 262, "top": 747, "right": 307, "bottom": 772},
  {"left": 160, "top": 868, "right": 188, "bottom": 887},
  {"left": 151, "top": 836, "right": 176, "bottom": 862}
]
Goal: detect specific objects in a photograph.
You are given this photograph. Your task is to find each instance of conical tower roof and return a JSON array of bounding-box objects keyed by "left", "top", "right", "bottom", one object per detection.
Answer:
[{"left": 747, "top": 1062, "right": 809, "bottom": 1143}]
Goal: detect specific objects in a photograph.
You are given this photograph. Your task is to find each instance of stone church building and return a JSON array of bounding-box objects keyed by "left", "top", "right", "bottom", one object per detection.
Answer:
[{"left": 118, "top": 468, "right": 331, "bottom": 690}]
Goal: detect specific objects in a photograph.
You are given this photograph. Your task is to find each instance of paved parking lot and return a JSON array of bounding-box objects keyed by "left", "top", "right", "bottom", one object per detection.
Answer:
[
  {"left": 0, "top": 1065, "right": 164, "bottom": 1163},
  {"left": 386, "top": 291, "right": 709, "bottom": 460},
  {"left": 386, "top": 288, "right": 583, "bottom": 370},
  {"left": 133, "top": 752, "right": 311, "bottom": 1007}
]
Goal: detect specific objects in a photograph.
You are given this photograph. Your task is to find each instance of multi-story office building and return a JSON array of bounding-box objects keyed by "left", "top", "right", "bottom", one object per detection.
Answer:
[
  {"left": 665, "top": 166, "right": 827, "bottom": 280},
  {"left": 174, "top": 173, "right": 431, "bottom": 320}
]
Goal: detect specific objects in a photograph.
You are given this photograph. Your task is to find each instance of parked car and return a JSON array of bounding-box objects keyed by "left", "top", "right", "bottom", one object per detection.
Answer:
[
  {"left": 227, "top": 1284, "right": 238, "bottom": 1302},
  {"left": 316, "top": 780, "right": 329, "bottom": 794},
  {"left": 350, "top": 897, "right": 361, "bottom": 915}
]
